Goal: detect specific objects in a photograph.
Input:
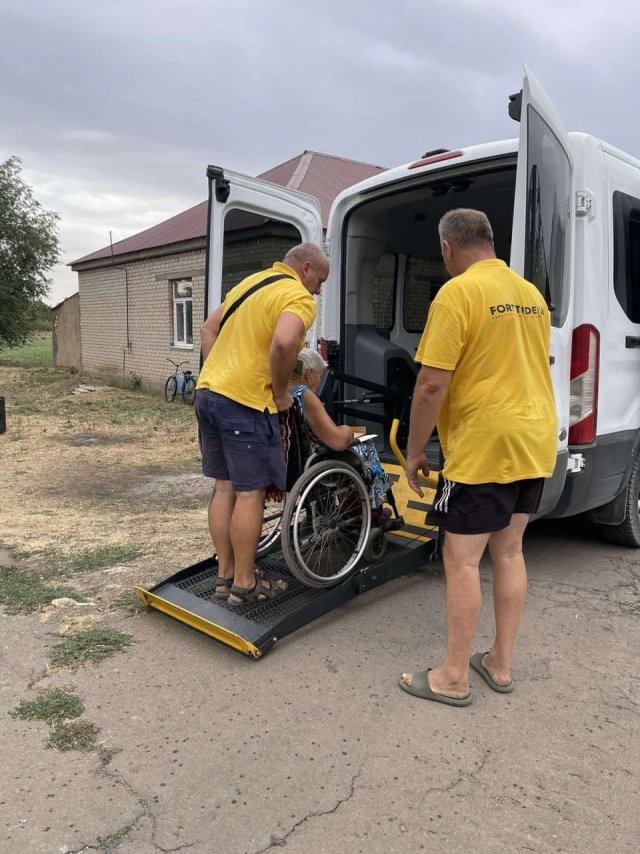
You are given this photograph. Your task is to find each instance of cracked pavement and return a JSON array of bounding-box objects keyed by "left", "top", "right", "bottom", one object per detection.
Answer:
[{"left": 1, "top": 519, "right": 638, "bottom": 853}]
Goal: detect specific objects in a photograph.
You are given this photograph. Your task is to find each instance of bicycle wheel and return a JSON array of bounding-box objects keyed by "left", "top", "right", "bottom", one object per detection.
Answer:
[
  {"left": 164, "top": 376, "right": 177, "bottom": 402},
  {"left": 183, "top": 377, "right": 197, "bottom": 405},
  {"left": 281, "top": 459, "right": 371, "bottom": 588},
  {"left": 255, "top": 494, "right": 286, "bottom": 558}
]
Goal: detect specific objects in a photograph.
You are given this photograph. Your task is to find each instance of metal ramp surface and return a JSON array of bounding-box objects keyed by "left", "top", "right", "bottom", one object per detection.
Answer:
[{"left": 136, "top": 535, "right": 437, "bottom": 658}]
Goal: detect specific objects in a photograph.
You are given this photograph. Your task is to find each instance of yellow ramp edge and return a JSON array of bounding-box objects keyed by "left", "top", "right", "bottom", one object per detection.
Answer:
[{"left": 135, "top": 586, "right": 262, "bottom": 658}]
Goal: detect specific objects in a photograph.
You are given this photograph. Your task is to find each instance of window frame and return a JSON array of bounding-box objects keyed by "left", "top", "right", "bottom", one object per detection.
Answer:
[
  {"left": 171, "top": 278, "right": 194, "bottom": 349},
  {"left": 524, "top": 105, "right": 572, "bottom": 328},
  {"left": 613, "top": 190, "right": 640, "bottom": 324}
]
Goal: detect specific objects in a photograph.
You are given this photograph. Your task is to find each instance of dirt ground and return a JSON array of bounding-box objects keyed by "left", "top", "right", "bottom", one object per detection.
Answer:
[
  {"left": 1, "top": 365, "right": 639, "bottom": 854},
  {"left": 0, "top": 364, "right": 213, "bottom": 591}
]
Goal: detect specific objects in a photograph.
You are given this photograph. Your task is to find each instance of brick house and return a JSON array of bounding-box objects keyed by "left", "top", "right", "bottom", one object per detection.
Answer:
[{"left": 70, "top": 151, "right": 384, "bottom": 390}]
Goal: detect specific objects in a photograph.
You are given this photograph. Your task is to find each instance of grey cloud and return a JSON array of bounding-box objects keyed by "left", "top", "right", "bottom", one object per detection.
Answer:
[{"left": 1, "top": 0, "right": 639, "bottom": 303}]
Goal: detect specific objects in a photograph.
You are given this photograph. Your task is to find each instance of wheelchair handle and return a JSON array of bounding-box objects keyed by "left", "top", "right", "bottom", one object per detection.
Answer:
[{"left": 389, "top": 418, "right": 439, "bottom": 487}]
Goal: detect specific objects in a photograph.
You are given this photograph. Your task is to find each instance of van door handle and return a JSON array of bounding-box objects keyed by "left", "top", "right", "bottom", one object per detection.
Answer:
[{"left": 626, "top": 336, "right": 640, "bottom": 348}]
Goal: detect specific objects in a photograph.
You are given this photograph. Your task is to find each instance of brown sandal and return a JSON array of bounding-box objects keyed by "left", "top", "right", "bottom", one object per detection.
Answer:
[
  {"left": 228, "top": 573, "right": 287, "bottom": 607},
  {"left": 214, "top": 576, "right": 233, "bottom": 599}
]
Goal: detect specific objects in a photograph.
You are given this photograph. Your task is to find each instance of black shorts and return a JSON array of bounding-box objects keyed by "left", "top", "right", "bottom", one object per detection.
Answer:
[
  {"left": 426, "top": 475, "right": 545, "bottom": 535},
  {"left": 195, "top": 389, "right": 285, "bottom": 492}
]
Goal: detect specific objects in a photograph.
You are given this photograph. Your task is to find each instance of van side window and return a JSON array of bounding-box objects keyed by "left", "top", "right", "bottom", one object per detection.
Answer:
[
  {"left": 372, "top": 253, "right": 397, "bottom": 333},
  {"left": 403, "top": 257, "right": 447, "bottom": 332},
  {"left": 613, "top": 191, "right": 640, "bottom": 323},
  {"left": 524, "top": 106, "right": 571, "bottom": 328}
]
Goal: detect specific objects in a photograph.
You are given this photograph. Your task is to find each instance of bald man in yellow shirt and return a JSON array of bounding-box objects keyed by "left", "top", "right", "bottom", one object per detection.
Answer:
[
  {"left": 400, "top": 209, "right": 556, "bottom": 707},
  {"left": 195, "top": 243, "right": 329, "bottom": 607}
]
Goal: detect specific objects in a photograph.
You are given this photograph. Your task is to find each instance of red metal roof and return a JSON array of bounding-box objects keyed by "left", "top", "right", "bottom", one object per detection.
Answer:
[{"left": 71, "top": 151, "right": 384, "bottom": 266}]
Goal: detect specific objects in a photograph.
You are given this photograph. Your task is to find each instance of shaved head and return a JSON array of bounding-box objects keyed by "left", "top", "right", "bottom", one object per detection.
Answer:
[
  {"left": 284, "top": 243, "right": 328, "bottom": 267},
  {"left": 283, "top": 243, "right": 329, "bottom": 296}
]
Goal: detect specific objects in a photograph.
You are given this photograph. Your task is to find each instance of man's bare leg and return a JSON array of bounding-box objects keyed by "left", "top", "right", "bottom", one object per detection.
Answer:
[
  {"left": 209, "top": 480, "right": 236, "bottom": 581},
  {"left": 403, "top": 531, "right": 490, "bottom": 698},
  {"left": 484, "top": 513, "right": 529, "bottom": 686},
  {"left": 230, "top": 489, "right": 266, "bottom": 590}
]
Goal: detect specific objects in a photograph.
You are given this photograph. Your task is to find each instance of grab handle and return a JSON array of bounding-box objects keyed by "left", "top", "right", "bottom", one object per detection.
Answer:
[{"left": 389, "top": 418, "right": 439, "bottom": 487}]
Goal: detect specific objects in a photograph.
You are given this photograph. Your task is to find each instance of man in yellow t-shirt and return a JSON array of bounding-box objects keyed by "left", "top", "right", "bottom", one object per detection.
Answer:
[
  {"left": 195, "top": 243, "right": 329, "bottom": 606},
  {"left": 400, "top": 209, "right": 557, "bottom": 708}
]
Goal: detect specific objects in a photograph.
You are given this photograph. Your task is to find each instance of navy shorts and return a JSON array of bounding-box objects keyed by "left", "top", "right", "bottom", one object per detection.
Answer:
[
  {"left": 195, "top": 390, "right": 285, "bottom": 492},
  {"left": 426, "top": 475, "right": 545, "bottom": 535}
]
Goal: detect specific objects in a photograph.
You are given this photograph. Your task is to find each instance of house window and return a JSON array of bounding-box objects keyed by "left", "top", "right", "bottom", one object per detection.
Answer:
[{"left": 172, "top": 279, "right": 193, "bottom": 347}]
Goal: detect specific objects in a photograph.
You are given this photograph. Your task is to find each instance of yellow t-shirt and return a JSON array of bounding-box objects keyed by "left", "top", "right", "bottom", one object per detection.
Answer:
[
  {"left": 197, "top": 262, "right": 316, "bottom": 413},
  {"left": 415, "top": 259, "right": 557, "bottom": 484}
]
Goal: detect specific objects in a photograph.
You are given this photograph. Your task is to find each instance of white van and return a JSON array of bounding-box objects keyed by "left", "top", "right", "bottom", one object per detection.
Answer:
[{"left": 204, "top": 68, "right": 640, "bottom": 547}]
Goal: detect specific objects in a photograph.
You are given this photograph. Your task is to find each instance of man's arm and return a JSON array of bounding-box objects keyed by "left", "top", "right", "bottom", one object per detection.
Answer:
[
  {"left": 270, "top": 311, "right": 305, "bottom": 411},
  {"left": 200, "top": 304, "right": 224, "bottom": 361},
  {"left": 406, "top": 365, "right": 453, "bottom": 496}
]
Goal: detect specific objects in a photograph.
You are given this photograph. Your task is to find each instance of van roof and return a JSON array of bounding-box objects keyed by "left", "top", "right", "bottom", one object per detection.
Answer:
[{"left": 327, "top": 138, "right": 519, "bottom": 223}]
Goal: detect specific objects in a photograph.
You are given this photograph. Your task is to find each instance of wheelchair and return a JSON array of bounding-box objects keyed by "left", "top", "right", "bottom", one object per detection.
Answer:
[{"left": 256, "top": 433, "right": 404, "bottom": 590}]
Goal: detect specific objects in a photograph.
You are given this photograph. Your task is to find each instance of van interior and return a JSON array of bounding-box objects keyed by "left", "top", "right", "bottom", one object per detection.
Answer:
[{"left": 330, "top": 163, "right": 517, "bottom": 461}]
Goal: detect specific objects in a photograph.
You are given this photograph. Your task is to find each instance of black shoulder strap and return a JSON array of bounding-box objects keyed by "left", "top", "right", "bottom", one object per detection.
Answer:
[{"left": 219, "top": 274, "right": 296, "bottom": 332}]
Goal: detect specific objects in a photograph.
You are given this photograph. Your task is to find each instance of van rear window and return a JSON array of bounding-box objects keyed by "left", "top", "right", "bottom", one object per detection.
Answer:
[
  {"left": 524, "top": 106, "right": 571, "bottom": 328},
  {"left": 403, "top": 257, "right": 447, "bottom": 333},
  {"left": 372, "top": 253, "right": 396, "bottom": 333},
  {"left": 613, "top": 191, "right": 640, "bottom": 323}
]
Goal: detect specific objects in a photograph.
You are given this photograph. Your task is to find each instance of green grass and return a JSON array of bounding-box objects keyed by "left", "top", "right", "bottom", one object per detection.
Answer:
[
  {"left": 112, "top": 588, "right": 147, "bottom": 614},
  {"left": 98, "top": 745, "right": 122, "bottom": 766},
  {"left": 0, "top": 566, "right": 78, "bottom": 614},
  {"left": 56, "top": 545, "right": 141, "bottom": 576},
  {"left": 0, "top": 334, "right": 52, "bottom": 366},
  {"left": 50, "top": 627, "right": 133, "bottom": 669},
  {"left": 48, "top": 719, "right": 99, "bottom": 751},
  {"left": 11, "top": 687, "right": 84, "bottom": 723}
]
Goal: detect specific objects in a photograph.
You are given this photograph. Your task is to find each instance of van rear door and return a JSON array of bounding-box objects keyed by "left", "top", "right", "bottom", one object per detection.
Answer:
[
  {"left": 510, "top": 68, "right": 575, "bottom": 513},
  {"left": 204, "top": 165, "right": 324, "bottom": 339}
]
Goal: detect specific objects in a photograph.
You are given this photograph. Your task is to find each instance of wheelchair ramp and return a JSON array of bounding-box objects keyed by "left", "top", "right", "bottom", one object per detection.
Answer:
[{"left": 136, "top": 536, "right": 437, "bottom": 658}]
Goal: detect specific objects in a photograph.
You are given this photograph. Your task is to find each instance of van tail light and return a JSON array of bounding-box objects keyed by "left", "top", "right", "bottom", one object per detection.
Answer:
[{"left": 569, "top": 324, "right": 600, "bottom": 445}]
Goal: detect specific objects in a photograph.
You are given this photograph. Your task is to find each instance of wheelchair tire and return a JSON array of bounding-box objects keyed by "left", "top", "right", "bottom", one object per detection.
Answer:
[
  {"left": 363, "top": 527, "right": 387, "bottom": 564},
  {"left": 281, "top": 459, "right": 372, "bottom": 588},
  {"left": 256, "top": 495, "right": 286, "bottom": 558}
]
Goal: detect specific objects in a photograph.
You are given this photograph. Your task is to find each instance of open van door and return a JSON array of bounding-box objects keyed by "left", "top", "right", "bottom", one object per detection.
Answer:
[
  {"left": 510, "top": 67, "right": 575, "bottom": 514},
  {"left": 204, "top": 165, "right": 324, "bottom": 340}
]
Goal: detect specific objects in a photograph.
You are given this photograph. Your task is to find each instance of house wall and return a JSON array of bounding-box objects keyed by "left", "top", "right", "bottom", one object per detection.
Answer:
[
  {"left": 52, "top": 293, "right": 82, "bottom": 370},
  {"left": 77, "top": 235, "right": 302, "bottom": 391}
]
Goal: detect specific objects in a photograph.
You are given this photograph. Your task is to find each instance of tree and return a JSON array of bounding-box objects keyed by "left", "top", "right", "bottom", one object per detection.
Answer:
[
  {"left": 0, "top": 156, "right": 60, "bottom": 347},
  {"left": 29, "top": 298, "right": 54, "bottom": 333}
]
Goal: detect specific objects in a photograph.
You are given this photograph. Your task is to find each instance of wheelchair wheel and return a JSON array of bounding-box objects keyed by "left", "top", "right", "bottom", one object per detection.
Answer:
[
  {"left": 256, "top": 494, "right": 285, "bottom": 558},
  {"left": 281, "top": 459, "right": 371, "bottom": 588}
]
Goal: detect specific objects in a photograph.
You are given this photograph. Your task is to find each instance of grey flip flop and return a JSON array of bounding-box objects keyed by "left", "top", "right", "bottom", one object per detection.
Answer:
[
  {"left": 398, "top": 669, "right": 472, "bottom": 707},
  {"left": 470, "top": 652, "right": 515, "bottom": 693}
]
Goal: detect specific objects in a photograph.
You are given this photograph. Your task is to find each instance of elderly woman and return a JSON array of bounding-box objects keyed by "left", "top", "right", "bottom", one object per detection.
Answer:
[{"left": 289, "top": 348, "right": 354, "bottom": 451}]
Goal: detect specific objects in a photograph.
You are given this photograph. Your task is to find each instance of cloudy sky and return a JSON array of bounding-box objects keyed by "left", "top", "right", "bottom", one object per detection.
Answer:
[{"left": 2, "top": 0, "right": 639, "bottom": 305}]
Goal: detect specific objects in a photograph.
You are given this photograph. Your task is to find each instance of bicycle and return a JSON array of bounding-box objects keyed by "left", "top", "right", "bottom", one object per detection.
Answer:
[{"left": 164, "top": 359, "right": 197, "bottom": 405}]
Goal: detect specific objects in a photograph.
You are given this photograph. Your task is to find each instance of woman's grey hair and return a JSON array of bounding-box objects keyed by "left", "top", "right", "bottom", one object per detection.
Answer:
[
  {"left": 297, "top": 348, "right": 326, "bottom": 376},
  {"left": 438, "top": 208, "right": 494, "bottom": 249}
]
